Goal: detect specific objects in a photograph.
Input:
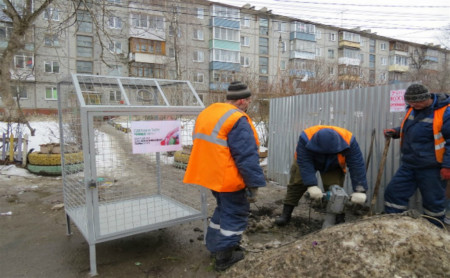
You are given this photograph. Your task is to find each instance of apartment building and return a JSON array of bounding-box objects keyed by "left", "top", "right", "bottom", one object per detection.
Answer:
[{"left": 1, "top": 0, "right": 449, "bottom": 113}]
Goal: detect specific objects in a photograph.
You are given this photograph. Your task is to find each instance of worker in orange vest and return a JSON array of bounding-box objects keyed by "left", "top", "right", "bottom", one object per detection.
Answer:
[
  {"left": 275, "top": 125, "right": 367, "bottom": 227},
  {"left": 384, "top": 84, "right": 450, "bottom": 227},
  {"left": 183, "top": 81, "right": 266, "bottom": 271}
]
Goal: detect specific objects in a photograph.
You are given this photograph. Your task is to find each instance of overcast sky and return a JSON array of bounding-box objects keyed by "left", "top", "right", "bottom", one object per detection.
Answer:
[{"left": 214, "top": 0, "right": 450, "bottom": 46}]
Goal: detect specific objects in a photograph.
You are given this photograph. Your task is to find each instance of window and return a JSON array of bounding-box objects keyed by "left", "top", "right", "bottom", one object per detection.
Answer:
[
  {"left": 380, "top": 42, "right": 387, "bottom": 51},
  {"left": 213, "top": 27, "right": 239, "bottom": 41},
  {"left": 360, "top": 54, "right": 364, "bottom": 63},
  {"left": 193, "top": 29, "right": 204, "bottom": 40},
  {"left": 380, "top": 72, "right": 386, "bottom": 81},
  {"left": 45, "top": 87, "right": 58, "bottom": 100},
  {"left": 108, "top": 0, "right": 121, "bottom": 4},
  {"left": 132, "top": 14, "right": 147, "bottom": 28},
  {"left": 212, "top": 5, "right": 239, "bottom": 20},
  {"left": 369, "top": 39, "right": 376, "bottom": 53},
  {"left": 259, "top": 56, "right": 268, "bottom": 74},
  {"left": 107, "top": 65, "right": 122, "bottom": 76},
  {"left": 241, "top": 16, "right": 250, "bottom": 27},
  {"left": 240, "top": 56, "right": 249, "bottom": 67},
  {"left": 130, "top": 63, "right": 165, "bottom": 78},
  {"left": 343, "top": 48, "right": 359, "bottom": 59},
  {"left": 196, "top": 7, "right": 204, "bottom": 19},
  {"left": 168, "top": 47, "right": 175, "bottom": 58},
  {"left": 341, "top": 31, "right": 360, "bottom": 43},
  {"left": 329, "top": 33, "right": 336, "bottom": 41},
  {"left": 277, "top": 22, "right": 289, "bottom": 32},
  {"left": 0, "top": 23, "right": 12, "bottom": 41},
  {"left": 110, "top": 90, "right": 121, "bottom": 101},
  {"left": 381, "top": 57, "right": 387, "bottom": 66},
  {"left": 315, "top": 47, "right": 321, "bottom": 57},
  {"left": 76, "top": 60, "right": 93, "bottom": 73},
  {"left": 292, "top": 22, "right": 316, "bottom": 34},
  {"left": 108, "top": 41, "right": 122, "bottom": 54},
  {"left": 43, "top": 8, "right": 59, "bottom": 21},
  {"left": 369, "top": 54, "right": 376, "bottom": 68},
  {"left": 77, "top": 35, "right": 93, "bottom": 58},
  {"left": 241, "top": 36, "right": 250, "bottom": 47},
  {"left": 259, "top": 37, "right": 268, "bottom": 55},
  {"left": 44, "top": 34, "right": 59, "bottom": 47},
  {"left": 327, "top": 49, "right": 334, "bottom": 59},
  {"left": 193, "top": 72, "right": 204, "bottom": 83},
  {"left": 77, "top": 11, "right": 92, "bottom": 33},
  {"left": 259, "top": 18, "right": 268, "bottom": 36},
  {"left": 281, "top": 41, "right": 287, "bottom": 53},
  {"left": 329, "top": 66, "right": 334, "bottom": 75},
  {"left": 11, "top": 86, "right": 27, "bottom": 99},
  {"left": 108, "top": 17, "right": 122, "bottom": 29},
  {"left": 44, "top": 61, "right": 59, "bottom": 73},
  {"left": 212, "top": 49, "right": 239, "bottom": 63},
  {"left": 316, "top": 29, "right": 321, "bottom": 39},
  {"left": 14, "top": 55, "right": 33, "bottom": 69},
  {"left": 193, "top": 50, "right": 204, "bottom": 62},
  {"left": 130, "top": 38, "right": 165, "bottom": 55},
  {"left": 280, "top": 60, "right": 286, "bottom": 70}
]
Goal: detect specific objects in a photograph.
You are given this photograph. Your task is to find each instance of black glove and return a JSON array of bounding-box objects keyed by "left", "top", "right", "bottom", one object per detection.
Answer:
[{"left": 383, "top": 128, "right": 398, "bottom": 138}]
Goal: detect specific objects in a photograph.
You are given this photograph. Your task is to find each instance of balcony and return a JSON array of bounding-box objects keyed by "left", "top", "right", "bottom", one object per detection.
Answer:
[
  {"left": 290, "top": 51, "right": 315, "bottom": 60},
  {"left": 289, "top": 69, "right": 315, "bottom": 78},
  {"left": 388, "top": 64, "right": 409, "bottom": 72},
  {"left": 389, "top": 50, "right": 408, "bottom": 57},
  {"left": 290, "top": 32, "right": 315, "bottom": 42},
  {"left": 339, "top": 40, "right": 360, "bottom": 49},
  {"left": 338, "top": 57, "right": 360, "bottom": 66},
  {"left": 209, "top": 61, "right": 240, "bottom": 72},
  {"left": 129, "top": 52, "right": 165, "bottom": 64},
  {"left": 424, "top": 56, "right": 438, "bottom": 63},
  {"left": 10, "top": 68, "right": 35, "bottom": 81},
  {"left": 338, "top": 75, "right": 360, "bottom": 82}
]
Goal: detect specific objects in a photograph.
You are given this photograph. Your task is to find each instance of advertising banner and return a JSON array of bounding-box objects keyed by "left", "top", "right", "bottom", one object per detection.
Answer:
[{"left": 131, "top": 120, "right": 181, "bottom": 153}]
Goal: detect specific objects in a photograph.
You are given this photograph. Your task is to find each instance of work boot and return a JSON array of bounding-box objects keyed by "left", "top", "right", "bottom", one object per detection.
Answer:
[
  {"left": 210, "top": 245, "right": 245, "bottom": 258},
  {"left": 274, "top": 204, "right": 295, "bottom": 226},
  {"left": 215, "top": 247, "right": 245, "bottom": 271},
  {"left": 335, "top": 213, "right": 346, "bottom": 224}
]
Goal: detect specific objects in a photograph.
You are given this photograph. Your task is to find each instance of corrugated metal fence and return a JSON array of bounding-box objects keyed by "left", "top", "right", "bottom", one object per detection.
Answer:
[{"left": 267, "top": 82, "right": 417, "bottom": 212}]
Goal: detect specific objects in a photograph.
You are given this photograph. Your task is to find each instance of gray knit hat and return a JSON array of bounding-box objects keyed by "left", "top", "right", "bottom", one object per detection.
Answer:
[
  {"left": 404, "top": 84, "right": 431, "bottom": 102},
  {"left": 227, "top": 81, "right": 251, "bottom": 100}
]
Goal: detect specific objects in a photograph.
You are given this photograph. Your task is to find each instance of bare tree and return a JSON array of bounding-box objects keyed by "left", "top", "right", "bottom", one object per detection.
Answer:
[{"left": 0, "top": 0, "right": 119, "bottom": 134}]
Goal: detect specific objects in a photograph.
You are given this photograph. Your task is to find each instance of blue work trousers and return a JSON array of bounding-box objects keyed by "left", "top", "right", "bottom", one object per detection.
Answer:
[
  {"left": 384, "top": 165, "right": 446, "bottom": 226},
  {"left": 205, "top": 189, "right": 249, "bottom": 253}
]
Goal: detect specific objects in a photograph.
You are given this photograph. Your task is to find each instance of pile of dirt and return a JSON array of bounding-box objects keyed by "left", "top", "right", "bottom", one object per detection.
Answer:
[{"left": 228, "top": 214, "right": 450, "bottom": 277}]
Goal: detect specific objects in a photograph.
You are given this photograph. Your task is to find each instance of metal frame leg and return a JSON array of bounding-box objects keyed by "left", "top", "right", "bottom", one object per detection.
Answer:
[
  {"left": 89, "top": 243, "right": 98, "bottom": 276},
  {"left": 66, "top": 213, "right": 72, "bottom": 235}
]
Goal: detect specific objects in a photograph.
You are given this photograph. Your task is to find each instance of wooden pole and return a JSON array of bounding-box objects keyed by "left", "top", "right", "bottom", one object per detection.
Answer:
[
  {"left": 9, "top": 133, "right": 14, "bottom": 162},
  {"left": 369, "top": 137, "right": 391, "bottom": 215}
]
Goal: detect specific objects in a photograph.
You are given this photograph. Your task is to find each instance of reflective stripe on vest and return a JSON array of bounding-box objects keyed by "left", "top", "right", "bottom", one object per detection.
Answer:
[
  {"left": 302, "top": 125, "right": 353, "bottom": 173},
  {"left": 183, "top": 103, "right": 260, "bottom": 192},
  {"left": 192, "top": 108, "right": 239, "bottom": 147},
  {"left": 400, "top": 105, "right": 450, "bottom": 163}
]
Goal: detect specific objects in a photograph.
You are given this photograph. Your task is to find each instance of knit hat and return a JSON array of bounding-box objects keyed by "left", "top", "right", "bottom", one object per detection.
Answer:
[
  {"left": 227, "top": 81, "right": 251, "bottom": 100},
  {"left": 404, "top": 84, "right": 431, "bottom": 102}
]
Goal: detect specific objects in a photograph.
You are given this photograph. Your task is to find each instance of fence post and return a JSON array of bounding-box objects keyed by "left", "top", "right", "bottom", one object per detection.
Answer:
[
  {"left": 16, "top": 131, "right": 22, "bottom": 162},
  {"left": 1, "top": 133, "right": 5, "bottom": 160},
  {"left": 22, "top": 134, "right": 29, "bottom": 167},
  {"left": 9, "top": 133, "right": 14, "bottom": 162}
]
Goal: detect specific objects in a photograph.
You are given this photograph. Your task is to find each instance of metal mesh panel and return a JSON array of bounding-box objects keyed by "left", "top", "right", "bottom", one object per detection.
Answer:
[{"left": 58, "top": 74, "right": 206, "bottom": 243}]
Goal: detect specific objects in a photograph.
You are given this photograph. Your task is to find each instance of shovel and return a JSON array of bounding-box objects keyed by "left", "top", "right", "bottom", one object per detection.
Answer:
[{"left": 369, "top": 137, "right": 391, "bottom": 215}]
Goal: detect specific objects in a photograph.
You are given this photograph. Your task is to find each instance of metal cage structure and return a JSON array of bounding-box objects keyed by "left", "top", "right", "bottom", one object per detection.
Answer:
[{"left": 57, "top": 74, "right": 207, "bottom": 276}]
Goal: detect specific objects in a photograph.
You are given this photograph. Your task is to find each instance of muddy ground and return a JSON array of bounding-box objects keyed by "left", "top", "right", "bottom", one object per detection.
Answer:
[{"left": 2, "top": 166, "right": 449, "bottom": 278}]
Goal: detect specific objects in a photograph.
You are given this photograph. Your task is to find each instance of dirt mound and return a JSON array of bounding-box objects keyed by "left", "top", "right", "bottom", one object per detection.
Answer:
[{"left": 228, "top": 214, "right": 450, "bottom": 277}]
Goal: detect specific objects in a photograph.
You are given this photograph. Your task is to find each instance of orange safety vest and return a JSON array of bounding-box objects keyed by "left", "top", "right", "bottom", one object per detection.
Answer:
[
  {"left": 400, "top": 105, "right": 450, "bottom": 163},
  {"left": 183, "top": 103, "right": 260, "bottom": 192},
  {"left": 300, "top": 125, "right": 353, "bottom": 173}
]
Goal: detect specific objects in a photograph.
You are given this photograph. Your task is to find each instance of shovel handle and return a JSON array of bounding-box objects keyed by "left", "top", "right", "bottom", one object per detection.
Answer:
[{"left": 369, "top": 137, "right": 391, "bottom": 215}]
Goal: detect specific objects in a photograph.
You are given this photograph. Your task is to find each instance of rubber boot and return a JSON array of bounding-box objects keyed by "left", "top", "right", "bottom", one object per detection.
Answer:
[
  {"left": 215, "top": 247, "right": 245, "bottom": 271},
  {"left": 275, "top": 204, "right": 295, "bottom": 226}
]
